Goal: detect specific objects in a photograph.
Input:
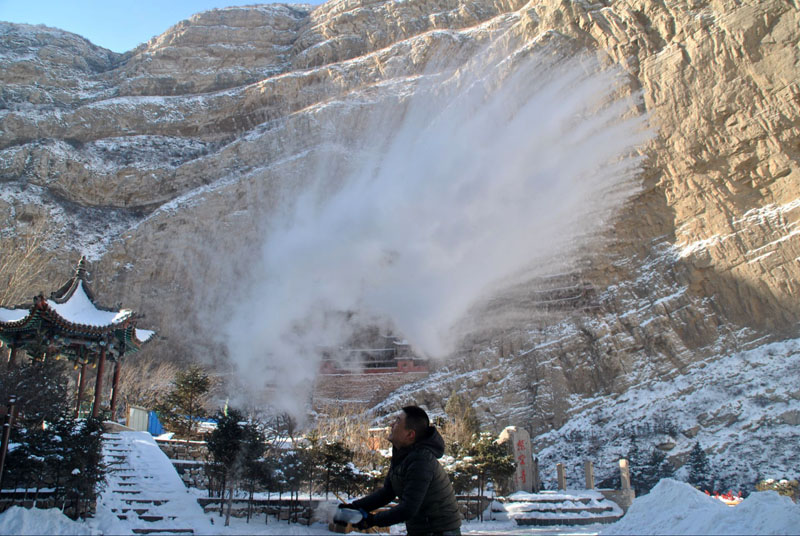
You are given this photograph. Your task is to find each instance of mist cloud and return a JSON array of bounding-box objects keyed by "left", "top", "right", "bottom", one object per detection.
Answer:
[{"left": 221, "top": 40, "right": 651, "bottom": 415}]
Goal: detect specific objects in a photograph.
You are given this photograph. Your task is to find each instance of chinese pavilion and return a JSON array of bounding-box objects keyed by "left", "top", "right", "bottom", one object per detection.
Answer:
[{"left": 0, "top": 257, "right": 155, "bottom": 419}]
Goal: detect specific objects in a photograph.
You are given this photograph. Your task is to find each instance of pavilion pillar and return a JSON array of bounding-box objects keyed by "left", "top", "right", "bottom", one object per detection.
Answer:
[
  {"left": 75, "top": 362, "right": 88, "bottom": 419},
  {"left": 91, "top": 346, "right": 107, "bottom": 419},
  {"left": 109, "top": 359, "right": 122, "bottom": 420},
  {"left": 7, "top": 345, "right": 18, "bottom": 369}
]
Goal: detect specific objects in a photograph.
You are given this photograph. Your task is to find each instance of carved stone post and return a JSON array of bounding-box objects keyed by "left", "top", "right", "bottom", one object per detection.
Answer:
[
  {"left": 91, "top": 346, "right": 106, "bottom": 419},
  {"left": 532, "top": 457, "right": 541, "bottom": 493},
  {"left": 557, "top": 463, "right": 566, "bottom": 491},
  {"left": 585, "top": 460, "right": 595, "bottom": 489},
  {"left": 620, "top": 459, "right": 631, "bottom": 490}
]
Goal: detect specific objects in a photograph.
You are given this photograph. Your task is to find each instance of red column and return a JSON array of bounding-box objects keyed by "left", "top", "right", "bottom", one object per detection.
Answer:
[
  {"left": 91, "top": 346, "right": 106, "bottom": 419},
  {"left": 109, "top": 359, "right": 121, "bottom": 420},
  {"left": 7, "top": 346, "right": 18, "bottom": 368},
  {"left": 75, "top": 362, "right": 87, "bottom": 419}
]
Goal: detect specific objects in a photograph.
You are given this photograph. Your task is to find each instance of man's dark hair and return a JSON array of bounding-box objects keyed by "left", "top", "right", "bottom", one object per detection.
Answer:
[{"left": 402, "top": 406, "right": 430, "bottom": 440}]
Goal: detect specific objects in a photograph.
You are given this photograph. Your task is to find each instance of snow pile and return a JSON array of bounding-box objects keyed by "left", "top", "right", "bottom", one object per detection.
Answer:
[
  {"left": 602, "top": 479, "right": 800, "bottom": 536},
  {"left": 1, "top": 477, "right": 799, "bottom": 535},
  {"left": 0, "top": 506, "right": 101, "bottom": 535}
]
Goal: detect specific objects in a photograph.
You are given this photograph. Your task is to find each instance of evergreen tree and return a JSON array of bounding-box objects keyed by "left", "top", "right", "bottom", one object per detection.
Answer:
[
  {"left": 625, "top": 433, "right": 646, "bottom": 495},
  {"left": 55, "top": 417, "right": 106, "bottom": 518},
  {"left": 206, "top": 408, "right": 246, "bottom": 526},
  {"left": 687, "top": 441, "right": 714, "bottom": 492},
  {"left": 318, "top": 440, "right": 354, "bottom": 499},
  {"left": 0, "top": 358, "right": 71, "bottom": 428},
  {"left": 259, "top": 455, "right": 281, "bottom": 524},
  {"left": 154, "top": 365, "right": 211, "bottom": 439},
  {"left": 638, "top": 447, "right": 674, "bottom": 494},
  {"left": 1, "top": 357, "right": 104, "bottom": 519},
  {"left": 469, "top": 433, "right": 515, "bottom": 519},
  {"left": 443, "top": 390, "right": 480, "bottom": 456},
  {"left": 279, "top": 450, "right": 305, "bottom": 523},
  {"left": 239, "top": 421, "right": 266, "bottom": 523}
]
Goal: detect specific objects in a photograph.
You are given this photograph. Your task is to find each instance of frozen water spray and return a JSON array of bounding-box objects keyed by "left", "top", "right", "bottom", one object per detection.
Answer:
[{"left": 222, "top": 39, "right": 652, "bottom": 415}]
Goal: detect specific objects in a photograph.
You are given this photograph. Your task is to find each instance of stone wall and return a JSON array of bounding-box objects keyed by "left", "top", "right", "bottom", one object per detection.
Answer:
[
  {"left": 155, "top": 438, "right": 210, "bottom": 490},
  {"left": 313, "top": 372, "right": 430, "bottom": 411}
]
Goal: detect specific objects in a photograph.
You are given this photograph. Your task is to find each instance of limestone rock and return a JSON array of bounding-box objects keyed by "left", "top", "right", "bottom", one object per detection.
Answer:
[{"left": 0, "top": 0, "right": 798, "bottom": 439}]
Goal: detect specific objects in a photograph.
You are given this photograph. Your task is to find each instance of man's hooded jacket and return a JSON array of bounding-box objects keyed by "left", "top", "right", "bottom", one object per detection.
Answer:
[{"left": 350, "top": 426, "right": 462, "bottom": 534}]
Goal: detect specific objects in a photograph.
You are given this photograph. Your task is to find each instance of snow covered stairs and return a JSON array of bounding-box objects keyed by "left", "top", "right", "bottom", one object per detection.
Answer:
[
  {"left": 493, "top": 490, "right": 624, "bottom": 526},
  {"left": 100, "top": 431, "right": 206, "bottom": 535}
]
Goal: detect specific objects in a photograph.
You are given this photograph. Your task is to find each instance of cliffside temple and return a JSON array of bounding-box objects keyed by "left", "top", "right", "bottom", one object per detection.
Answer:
[{"left": 0, "top": 257, "right": 155, "bottom": 419}]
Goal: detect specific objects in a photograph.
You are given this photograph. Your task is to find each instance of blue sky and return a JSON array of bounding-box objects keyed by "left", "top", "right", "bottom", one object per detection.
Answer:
[{"left": 0, "top": 0, "right": 325, "bottom": 53}]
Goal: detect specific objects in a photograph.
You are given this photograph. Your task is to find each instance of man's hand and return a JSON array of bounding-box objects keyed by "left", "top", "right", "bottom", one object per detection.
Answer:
[
  {"left": 354, "top": 512, "right": 375, "bottom": 530},
  {"left": 333, "top": 505, "right": 368, "bottom": 527}
]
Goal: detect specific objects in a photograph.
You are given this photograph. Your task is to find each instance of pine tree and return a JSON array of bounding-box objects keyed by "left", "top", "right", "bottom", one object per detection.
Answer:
[
  {"left": 1, "top": 357, "right": 103, "bottom": 518},
  {"left": 687, "top": 441, "right": 714, "bottom": 492},
  {"left": 206, "top": 408, "right": 246, "bottom": 526},
  {"left": 318, "top": 440, "right": 354, "bottom": 499},
  {"left": 239, "top": 421, "right": 266, "bottom": 523},
  {"left": 56, "top": 417, "right": 105, "bottom": 519},
  {"left": 154, "top": 365, "right": 211, "bottom": 439},
  {"left": 443, "top": 390, "right": 480, "bottom": 456},
  {"left": 0, "top": 358, "right": 71, "bottom": 428},
  {"left": 465, "top": 433, "right": 515, "bottom": 520},
  {"left": 639, "top": 447, "right": 674, "bottom": 494},
  {"left": 626, "top": 434, "right": 646, "bottom": 494}
]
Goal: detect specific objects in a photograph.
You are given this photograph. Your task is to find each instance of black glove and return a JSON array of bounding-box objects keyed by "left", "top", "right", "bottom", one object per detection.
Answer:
[{"left": 354, "top": 512, "right": 375, "bottom": 530}]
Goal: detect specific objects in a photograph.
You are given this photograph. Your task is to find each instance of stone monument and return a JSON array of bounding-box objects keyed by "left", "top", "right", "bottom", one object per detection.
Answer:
[{"left": 498, "top": 426, "right": 533, "bottom": 493}]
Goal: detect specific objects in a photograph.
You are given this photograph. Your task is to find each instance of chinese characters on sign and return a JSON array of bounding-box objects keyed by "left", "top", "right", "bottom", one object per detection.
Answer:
[{"left": 499, "top": 426, "right": 533, "bottom": 492}]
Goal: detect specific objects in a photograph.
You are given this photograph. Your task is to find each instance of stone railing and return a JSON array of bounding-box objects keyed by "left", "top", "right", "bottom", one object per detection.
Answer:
[{"left": 551, "top": 459, "right": 636, "bottom": 513}]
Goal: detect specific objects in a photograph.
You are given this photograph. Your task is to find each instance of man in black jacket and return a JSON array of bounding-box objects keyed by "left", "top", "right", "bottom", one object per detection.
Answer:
[{"left": 341, "top": 405, "right": 462, "bottom": 535}]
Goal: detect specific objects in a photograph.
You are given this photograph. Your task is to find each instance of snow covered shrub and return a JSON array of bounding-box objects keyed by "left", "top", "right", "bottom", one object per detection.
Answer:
[{"left": 0, "top": 358, "right": 104, "bottom": 519}]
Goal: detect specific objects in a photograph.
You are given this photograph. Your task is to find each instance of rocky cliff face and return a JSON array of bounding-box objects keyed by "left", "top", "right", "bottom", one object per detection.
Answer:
[{"left": 1, "top": 0, "right": 798, "bottom": 456}]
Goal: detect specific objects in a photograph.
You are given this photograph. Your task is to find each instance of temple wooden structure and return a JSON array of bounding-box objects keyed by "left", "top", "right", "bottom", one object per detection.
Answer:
[{"left": 0, "top": 257, "right": 155, "bottom": 419}]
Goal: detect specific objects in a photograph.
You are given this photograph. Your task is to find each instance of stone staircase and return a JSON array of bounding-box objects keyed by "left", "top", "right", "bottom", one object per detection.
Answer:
[
  {"left": 493, "top": 490, "right": 624, "bottom": 526},
  {"left": 100, "top": 431, "right": 205, "bottom": 535}
]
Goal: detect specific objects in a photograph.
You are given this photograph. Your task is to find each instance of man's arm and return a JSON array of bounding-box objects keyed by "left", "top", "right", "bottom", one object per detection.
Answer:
[
  {"left": 370, "top": 457, "right": 433, "bottom": 528},
  {"left": 349, "top": 474, "right": 396, "bottom": 512}
]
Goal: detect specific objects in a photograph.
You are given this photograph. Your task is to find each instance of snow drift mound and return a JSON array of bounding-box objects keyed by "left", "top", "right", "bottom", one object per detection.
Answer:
[
  {"left": 0, "top": 506, "right": 102, "bottom": 535},
  {"left": 602, "top": 479, "right": 800, "bottom": 535}
]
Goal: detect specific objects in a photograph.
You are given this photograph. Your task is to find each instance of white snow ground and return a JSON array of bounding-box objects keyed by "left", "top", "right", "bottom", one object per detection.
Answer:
[
  {"left": 0, "top": 430, "right": 797, "bottom": 536},
  {"left": 2, "top": 481, "right": 799, "bottom": 535}
]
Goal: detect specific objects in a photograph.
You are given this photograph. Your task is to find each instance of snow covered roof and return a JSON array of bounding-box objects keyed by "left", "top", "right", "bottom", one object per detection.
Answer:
[
  {"left": 47, "top": 280, "right": 134, "bottom": 327},
  {"left": 0, "top": 257, "right": 155, "bottom": 356},
  {"left": 0, "top": 307, "right": 28, "bottom": 323}
]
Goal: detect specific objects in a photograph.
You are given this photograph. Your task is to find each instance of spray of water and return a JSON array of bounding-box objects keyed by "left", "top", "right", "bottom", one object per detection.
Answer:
[{"left": 221, "top": 39, "right": 651, "bottom": 415}]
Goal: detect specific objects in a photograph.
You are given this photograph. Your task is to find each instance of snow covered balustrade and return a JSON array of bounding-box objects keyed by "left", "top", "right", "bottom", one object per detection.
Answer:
[{"left": 495, "top": 489, "right": 625, "bottom": 526}]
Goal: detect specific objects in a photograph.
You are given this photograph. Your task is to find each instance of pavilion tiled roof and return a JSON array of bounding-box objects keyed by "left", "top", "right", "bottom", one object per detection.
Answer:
[{"left": 0, "top": 257, "right": 154, "bottom": 359}]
